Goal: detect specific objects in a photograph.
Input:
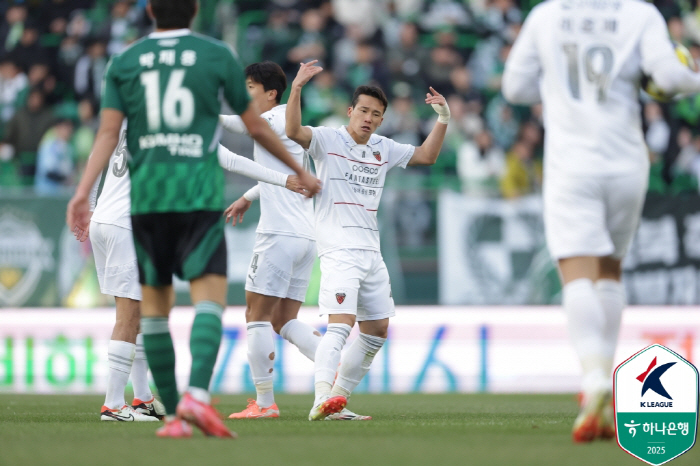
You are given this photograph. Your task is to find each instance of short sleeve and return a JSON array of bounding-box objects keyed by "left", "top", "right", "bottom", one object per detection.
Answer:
[
  {"left": 101, "top": 57, "right": 125, "bottom": 112},
  {"left": 221, "top": 46, "right": 251, "bottom": 115},
  {"left": 640, "top": 8, "right": 676, "bottom": 76},
  {"left": 307, "top": 126, "right": 329, "bottom": 161},
  {"left": 386, "top": 139, "right": 415, "bottom": 170}
]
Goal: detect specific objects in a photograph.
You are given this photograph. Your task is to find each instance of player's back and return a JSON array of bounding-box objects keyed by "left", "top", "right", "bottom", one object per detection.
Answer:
[
  {"left": 92, "top": 121, "right": 131, "bottom": 229},
  {"left": 103, "top": 30, "right": 249, "bottom": 215},
  {"left": 256, "top": 105, "right": 314, "bottom": 240},
  {"left": 525, "top": 0, "right": 661, "bottom": 176}
]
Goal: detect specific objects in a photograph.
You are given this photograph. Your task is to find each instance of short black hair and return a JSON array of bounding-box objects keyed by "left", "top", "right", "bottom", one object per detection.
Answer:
[
  {"left": 149, "top": 0, "right": 197, "bottom": 30},
  {"left": 244, "top": 61, "right": 287, "bottom": 104},
  {"left": 351, "top": 85, "right": 388, "bottom": 113}
]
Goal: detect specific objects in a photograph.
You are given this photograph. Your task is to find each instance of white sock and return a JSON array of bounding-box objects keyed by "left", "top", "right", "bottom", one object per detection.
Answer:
[
  {"left": 596, "top": 279, "right": 626, "bottom": 377},
  {"left": 105, "top": 340, "right": 135, "bottom": 409},
  {"left": 187, "top": 386, "right": 210, "bottom": 404},
  {"left": 246, "top": 321, "right": 276, "bottom": 408},
  {"left": 280, "top": 319, "right": 321, "bottom": 361},
  {"left": 314, "top": 323, "right": 351, "bottom": 403},
  {"left": 332, "top": 333, "right": 385, "bottom": 398},
  {"left": 563, "top": 278, "right": 608, "bottom": 395},
  {"left": 131, "top": 334, "right": 153, "bottom": 402}
]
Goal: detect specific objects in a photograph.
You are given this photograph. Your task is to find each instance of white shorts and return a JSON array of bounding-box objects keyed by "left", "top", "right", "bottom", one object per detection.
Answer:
[
  {"left": 90, "top": 220, "right": 142, "bottom": 300},
  {"left": 318, "top": 249, "right": 395, "bottom": 322},
  {"left": 543, "top": 171, "right": 648, "bottom": 260},
  {"left": 245, "top": 233, "right": 316, "bottom": 302}
]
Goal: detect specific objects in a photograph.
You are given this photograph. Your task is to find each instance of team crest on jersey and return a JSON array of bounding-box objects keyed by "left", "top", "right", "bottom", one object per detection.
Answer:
[
  {"left": 373, "top": 151, "right": 381, "bottom": 161},
  {"left": 335, "top": 293, "right": 346, "bottom": 304}
]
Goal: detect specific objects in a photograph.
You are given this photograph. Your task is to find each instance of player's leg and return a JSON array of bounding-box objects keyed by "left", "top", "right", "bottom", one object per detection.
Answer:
[
  {"left": 172, "top": 211, "right": 234, "bottom": 438},
  {"left": 229, "top": 291, "right": 281, "bottom": 419},
  {"left": 330, "top": 252, "right": 393, "bottom": 411},
  {"left": 275, "top": 239, "right": 321, "bottom": 361}
]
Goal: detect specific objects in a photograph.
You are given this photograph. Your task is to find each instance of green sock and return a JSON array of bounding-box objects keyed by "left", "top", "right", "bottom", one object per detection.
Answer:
[
  {"left": 188, "top": 301, "right": 224, "bottom": 391},
  {"left": 141, "top": 317, "right": 179, "bottom": 415}
]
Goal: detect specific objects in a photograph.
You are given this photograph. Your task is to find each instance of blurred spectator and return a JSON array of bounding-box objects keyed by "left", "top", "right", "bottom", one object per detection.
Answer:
[
  {"left": 420, "top": 45, "right": 463, "bottom": 93},
  {"left": 457, "top": 129, "right": 505, "bottom": 197},
  {"left": 683, "top": 1, "right": 700, "bottom": 44},
  {"left": 1, "top": 88, "right": 56, "bottom": 184},
  {"left": 644, "top": 102, "right": 671, "bottom": 156},
  {"left": 500, "top": 139, "right": 542, "bottom": 199},
  {"left": 385, "top": 22, "right": 428, "bottom": 92},
  {"left": 377, "top": 93, "right": 421, "bottom": 145},
  {"left": 73, "top": 98, "right": 98, "bottom": 164},
  {"left": 485, "top": 95, "right": 519, "bottom": 149},
  {"left": 74, "top": 37, "right": 108, "bottom": 109},
  {"left": 99, "top": 0, "right": 139, "bottom": 55},
  {"left": 345, "top": 41, "right": 390, "bottom": 91},
  {"left": 34, "top": 118, "right": 75, "bottom": 195},
  {"left": 0, "top": 56, "right": 27, "bottom": 129},
  {"left": 671, "top": 127, "right": 700, "bottom": 193},
  {"left": 0, "top": 4, "right": 28, "bottom": 56},
  {"left": 287, "top": 9, "right": 328, "bottom": 69},
  {"left": 299, "top": 70, "right": 349, "bottom": 125},
  {"left": 56, "top": 35, "right": 83, "bottom": 88},
  {"left": 261, "top": 9, "right": 299, "bottom": 73},
  {"left": 420, "top": 0, "right": 472, "bottom": 31},
  {"left": 668, "top": 16, "right": 685, "bottom": 43},
  {"left": 332, "top": 0, "right": 386, "bottom": 39},
  {"left": 11, "top": 20, "right": 49, "bottom": 72},
  {"left": 25, "top": 62, "right": 58, "bottom": 104}
]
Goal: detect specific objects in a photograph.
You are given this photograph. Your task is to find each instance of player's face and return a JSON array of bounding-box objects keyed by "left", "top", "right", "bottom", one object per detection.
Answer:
[
  {"left": 246, "top": 78, "right": 273, "bottom": 109},
  {"left": 347, "top": 94, "right": 384, "bottom": 137}
]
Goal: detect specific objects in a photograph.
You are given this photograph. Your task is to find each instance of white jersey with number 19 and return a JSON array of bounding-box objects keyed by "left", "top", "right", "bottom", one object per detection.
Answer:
[{"left": 504, "top": 0, "right": 678, "bottom": 177}]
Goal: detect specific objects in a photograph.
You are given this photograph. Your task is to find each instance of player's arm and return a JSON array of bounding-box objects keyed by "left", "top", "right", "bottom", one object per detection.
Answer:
[
  {"left": 217, "top": 145, "right": 307, "bottom": 194},
  {"left": 286, "top": 60, "right": 324, "bottom": 149},
  {"left": 67, "top": 108, "right": 124, "bottom": 241},
  {"left": 641, "top": 9, "right": 700, "bottom": 94},
  {"left": 408, "top": 87, "right": 449, "bottom": 166},
  {"left": 502, "top": 8, "right": 542, "bottom": 105},
  {"left": 223, "top": 185, "right": 259, "bottom": 226},
  {"left": 219, "top": 114, "right": 248, "bottom": 135}
]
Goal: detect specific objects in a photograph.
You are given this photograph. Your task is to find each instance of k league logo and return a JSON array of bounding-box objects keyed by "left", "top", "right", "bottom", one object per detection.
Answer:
[{"left": 614, "top": 344, "right": 699, "bottom": 465}]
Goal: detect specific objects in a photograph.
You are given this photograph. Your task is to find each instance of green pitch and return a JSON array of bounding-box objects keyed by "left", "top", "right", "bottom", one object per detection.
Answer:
[{"left": 1, "top": 394, "right": 698, "bottom": 466}]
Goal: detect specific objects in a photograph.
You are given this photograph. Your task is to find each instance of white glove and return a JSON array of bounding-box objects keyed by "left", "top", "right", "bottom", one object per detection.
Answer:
[{"left": 432, "top": 102, "right": 450, "bottom": 124}]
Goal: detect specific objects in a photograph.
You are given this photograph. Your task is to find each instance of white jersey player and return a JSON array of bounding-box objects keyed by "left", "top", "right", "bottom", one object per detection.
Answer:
[
  {"left": 220, "top": 61, "right": 369, "bottom": 420},
  {"left": 286, "top": 60, "right": 451, "bottom": 420},
  {"left": 502, "top": 0, "right": 700, "bottom": 443},
  {"left": 85, "top": 120, "right": 302, "bottom": 422}
]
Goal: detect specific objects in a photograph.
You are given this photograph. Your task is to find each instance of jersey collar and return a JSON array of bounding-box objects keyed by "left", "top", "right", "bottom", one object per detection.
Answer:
[
  {"left": 149, "top": 28, "right": 192, "bottom": 39},
  {"left": 338, "top": 125, "right": 380, "bottom": 148}
]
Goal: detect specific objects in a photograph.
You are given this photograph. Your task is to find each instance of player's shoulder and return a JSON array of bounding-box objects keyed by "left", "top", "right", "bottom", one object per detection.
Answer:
[
  {"left": 107, "top": 35, "right": 151, "bottom": 66},
  {"left": 367, "top": 132, "right": 400, "bottom": 148},
  {"left": 188, "top": 32, "right": 240, "bottom": 57}
]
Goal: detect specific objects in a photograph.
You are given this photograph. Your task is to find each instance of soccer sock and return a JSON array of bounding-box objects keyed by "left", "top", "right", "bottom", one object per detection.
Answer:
[
  {"left": 563, "top": 278, "right": 608, "bottom": 395},
  {"left": 187, "top": 301, "right": 224, "bottom": 399},
  {"left": 130, "top": 333, "right": 153, "bottom": 402},
  {"left": 280, "top": 319, "right": 321, "bottom": 361},
  {"left": 332, "top": 333, "right": 385, "bottom": 398},
  {"left": 314, "top": 323, "right": 351, "bottom": 403},
  {"left": 141, "top": 317, "right": 179, "bottom": 415},
  {"left": 104, "top": 340, "right": 135, "bottom": 409},
  {"left": 247, "top": 321, "right": 276, "bottom": 408},
  {"left": 596, "top": 279, "right": 626, "bottom": 378}
]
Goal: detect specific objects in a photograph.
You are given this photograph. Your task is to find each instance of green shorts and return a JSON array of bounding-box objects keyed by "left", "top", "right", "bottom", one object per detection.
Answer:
[{"left": 131, "top": 211, "right": 226, "bottom": 286}]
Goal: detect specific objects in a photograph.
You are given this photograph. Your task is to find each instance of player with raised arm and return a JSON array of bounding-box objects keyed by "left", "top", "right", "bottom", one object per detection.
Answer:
[
  {"left": 221, "top": 61, "right": 369, "bottom": 421},
  {"left": 86, "top": 122, "right": 304, "bottom": 423},
  {"left": 285, "top": 60, "right": 450, "bottom": 420},
  {"left": 67, "top": 0, "right": 319, "bottom": 439},
  {"left": 502, "top": 0, "right": 700, "bottom": 443}
]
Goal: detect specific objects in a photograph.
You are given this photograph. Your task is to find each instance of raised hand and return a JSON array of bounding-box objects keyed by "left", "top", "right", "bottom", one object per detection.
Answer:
[
  {"left": 292, "top": 60, "right": 324, "bottom": 88},
  {"left": 425, "top": 87, "right": 450, "bottom": 124}
]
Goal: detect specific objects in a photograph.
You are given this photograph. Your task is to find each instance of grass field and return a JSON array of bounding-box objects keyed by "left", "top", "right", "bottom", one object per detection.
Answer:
[{"left": 1, "top": 393, "right": 698, "bottom": 466}]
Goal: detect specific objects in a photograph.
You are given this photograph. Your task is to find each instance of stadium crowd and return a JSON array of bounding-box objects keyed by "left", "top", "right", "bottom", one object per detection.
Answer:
[{"left": 1, "top": 0, "right": 699, "bottom": 196}]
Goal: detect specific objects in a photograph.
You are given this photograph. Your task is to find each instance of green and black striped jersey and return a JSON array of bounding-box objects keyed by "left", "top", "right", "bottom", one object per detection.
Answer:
[{"left": 101, "top": 29, "right": 250, "bottom": 214}]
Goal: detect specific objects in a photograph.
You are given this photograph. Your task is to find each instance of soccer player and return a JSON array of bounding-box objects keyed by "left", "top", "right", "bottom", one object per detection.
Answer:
[
  {"left": 88, "top": 121, "right": 305, "bottom": 422},
  {"left": 285, "top": 60, "right": 450, "bottom": 420},
  {"left": 220, "top": 61, "right": 369, "bottom": 421},
  {"left": 67, "top": 0, "right": 319, "bottom": 438},
  {"left": 502, "top": 0, "right": 700, "bottom": 442}
]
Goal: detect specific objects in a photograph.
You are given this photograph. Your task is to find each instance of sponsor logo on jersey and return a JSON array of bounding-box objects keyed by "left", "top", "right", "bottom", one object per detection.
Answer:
[
  {"left": 0, "top": 211, "right": 54, "bottom": 306},
  {"left": 352, "top": 165, "right": 379, "bottom": 174},
  {"left": 373, "top": 151, "right": 381, "bottom": 161},
  {"left": 335, "top": 293, "right": 346, "bottom": 304}
]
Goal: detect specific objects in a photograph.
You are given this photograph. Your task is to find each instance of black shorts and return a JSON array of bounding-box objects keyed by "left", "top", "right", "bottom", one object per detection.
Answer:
[{"left": 131, "top": 211, "right": 226, "bottom": 287}]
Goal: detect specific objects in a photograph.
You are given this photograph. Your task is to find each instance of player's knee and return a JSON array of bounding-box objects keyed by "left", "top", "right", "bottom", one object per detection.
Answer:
[{"left": 270, "top": 316, "right": 287, "bottom": 335}]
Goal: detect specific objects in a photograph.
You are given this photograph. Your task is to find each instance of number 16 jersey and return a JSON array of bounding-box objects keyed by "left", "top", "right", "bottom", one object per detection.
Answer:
[
  {"left": 505, "top": 0, "right": 675, "bottom": 177},
  {"left": 101, "top": 29, "right": 250, "bottom": 215}
]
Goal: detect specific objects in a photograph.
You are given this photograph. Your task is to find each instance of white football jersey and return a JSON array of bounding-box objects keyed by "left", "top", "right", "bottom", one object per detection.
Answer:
[
  {"left": 92, "top": 121, "right": 131, "bottom": 229},
  {"left": 308, "top": 125, "right": 414, "bottom": 255},
  {"left": 504, "top": 0, "right": 675, "bottom": 177},
  {"left": 221, "top": 105, "right": 315, "bottom": 240}
]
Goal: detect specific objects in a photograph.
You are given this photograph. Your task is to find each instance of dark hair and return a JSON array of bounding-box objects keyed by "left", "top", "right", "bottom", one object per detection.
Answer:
[
  {"left": 244, "top": 61, "right": 287, "bottom": 103},
  {"left": 149, "top": 0, "right": 197, "bottom": 30},
  {"left": 351, "top": 85, "right": 388, "bottom": 113}
]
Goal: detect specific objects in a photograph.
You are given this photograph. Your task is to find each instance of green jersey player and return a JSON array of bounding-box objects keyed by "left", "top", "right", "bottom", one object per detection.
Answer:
[{"left": 67, "top": 0, "right": 320, "bottom": 439}]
